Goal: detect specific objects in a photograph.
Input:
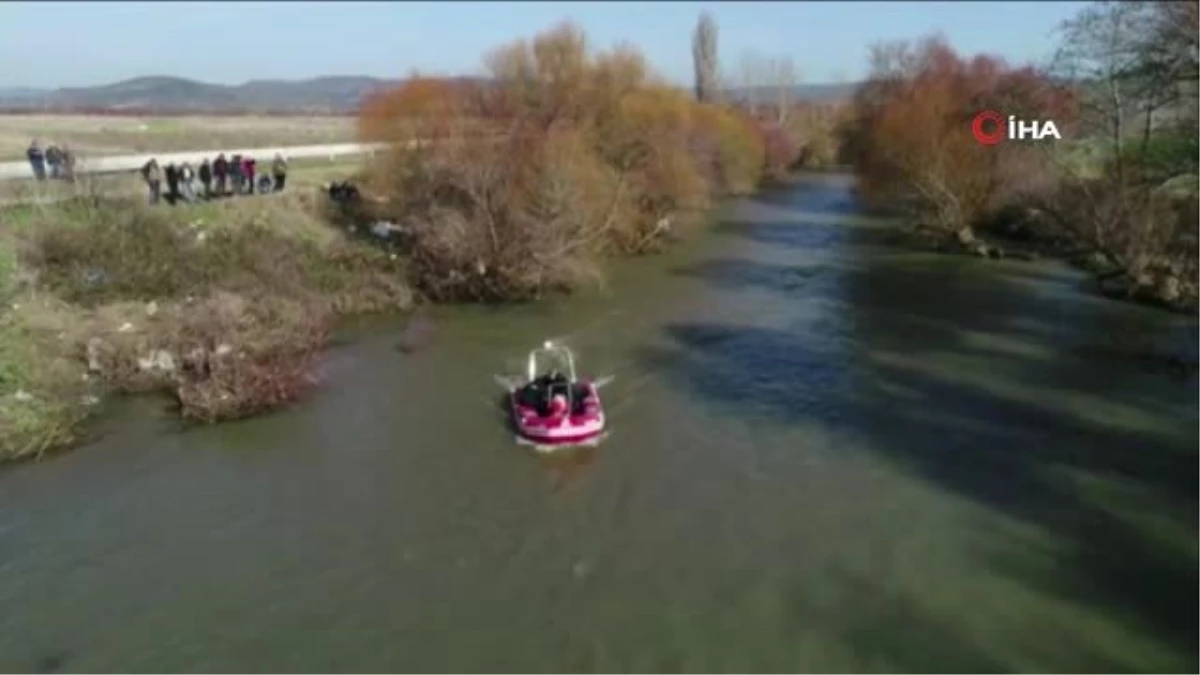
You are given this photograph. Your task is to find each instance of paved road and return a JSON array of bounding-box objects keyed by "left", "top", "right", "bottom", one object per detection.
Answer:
[{"left": 0, "top": 141, "right": 398, "bottom": 181}]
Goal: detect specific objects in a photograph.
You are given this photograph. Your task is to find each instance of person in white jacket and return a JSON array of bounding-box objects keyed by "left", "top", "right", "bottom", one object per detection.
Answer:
[{"left": 179, "top": 162, "right": 197, "bottom": 202}]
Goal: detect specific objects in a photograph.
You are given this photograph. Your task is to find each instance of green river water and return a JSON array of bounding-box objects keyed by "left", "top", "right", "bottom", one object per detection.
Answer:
[{"left": 0, "top": 174, "right": 1196, "bottom": 672}]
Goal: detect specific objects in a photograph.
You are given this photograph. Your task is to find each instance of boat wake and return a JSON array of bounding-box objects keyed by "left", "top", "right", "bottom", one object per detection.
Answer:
[{"left": 514, "top": 431, "right": 611, "bottom": 453}]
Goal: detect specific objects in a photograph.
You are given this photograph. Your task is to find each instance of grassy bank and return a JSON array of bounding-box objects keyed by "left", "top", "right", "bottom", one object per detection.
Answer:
[{"left": 0, "top": 192, "right": 411, "bottom": 462}]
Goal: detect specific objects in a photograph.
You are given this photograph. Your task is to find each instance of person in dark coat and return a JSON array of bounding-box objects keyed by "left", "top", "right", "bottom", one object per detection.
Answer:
[
  {"left": 229, "top": 154, "right": 243, "bottom": 195},
  {"left": 26, "top": 140, "right": 46, "bottom": 181},
  {"left": 198, "top": 159, "right": 213, "bottom": 199},
  {"left": 164, "top": 162, "right": 180, "bottom": 204},
  {"left": 271, "top": 153, "right": 288, "bottom": 192},
  {"left": 142, "top": 159, "right": 162, "bottom": 205},
  {"left": 45, "top": 144, "right": 63, "bottom": 179},
  {"left": 212, "top": 153, "right": 229, "bottom": 196}
]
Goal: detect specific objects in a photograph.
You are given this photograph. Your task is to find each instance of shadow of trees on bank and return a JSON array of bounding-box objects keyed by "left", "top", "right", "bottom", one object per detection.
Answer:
[
  {"left": 647, "top": 191, "right": 1198, "bottom": 669},
  {"left": 697, "top": 186, "right": 1198, "bottom": 376}
]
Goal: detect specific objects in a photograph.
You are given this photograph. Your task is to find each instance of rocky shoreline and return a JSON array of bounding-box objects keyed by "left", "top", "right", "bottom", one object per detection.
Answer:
[{"left": 893, "top": 204, "right": 1198, "bottom": 316}]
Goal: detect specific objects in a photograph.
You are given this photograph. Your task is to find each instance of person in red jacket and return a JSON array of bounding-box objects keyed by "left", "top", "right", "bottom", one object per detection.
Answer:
[{"left": 242, "top": 156, "right": 256, "bottom": 195}]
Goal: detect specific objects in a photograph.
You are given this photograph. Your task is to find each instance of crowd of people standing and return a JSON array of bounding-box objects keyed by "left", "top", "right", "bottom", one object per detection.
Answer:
[
  {"left": 140, "top": 153, "right": 289, "bottom": 205},
  {"left": 26, "top": 140, "right": 78, "bottom": 181},
  {"left": 24, "top": 138, "right": 291, "bottom": 206}
]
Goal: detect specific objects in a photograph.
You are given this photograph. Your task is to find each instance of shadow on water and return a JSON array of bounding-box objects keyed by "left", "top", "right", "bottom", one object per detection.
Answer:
[
  {"left": 782, "top": 566, "right": 1012, "bottom": 673},
  {"left": 712, "top": 219, "right": 867, "bottom": 251},
  {"left": 672, "top": 258, "right": 832, "bottom": 296},
  {"left": 643, "top": 183, "right": 1199, "bottom": 670}
]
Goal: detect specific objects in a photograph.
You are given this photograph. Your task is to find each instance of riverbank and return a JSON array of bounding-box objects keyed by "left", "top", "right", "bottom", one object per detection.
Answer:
[
  {"left": 874, "top": 197, "right": 1199, "bottom": 316},
  {"left": 835, "top": 3, "right": 1198, "bottom": 318},
  {"left": 0, "top": 191, "right": 412, "bottom": 461},
  {"left": 0, "top": 141, "right": 788, "bottom": 463}
]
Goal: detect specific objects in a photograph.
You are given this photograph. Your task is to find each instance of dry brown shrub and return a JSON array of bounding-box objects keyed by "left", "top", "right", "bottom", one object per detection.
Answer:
[
  {"left": 1040, "top": 172, "right": 1198, "bottom": 307},
  {"left": 358, "top": 23, "right": 773, "bottom": 300},
  {"left": 376, "top": 125, "right": 610, "bottom": 301},
  {"left": 68, "top": 292, "right": 331, "bottom": 422},
  {"left": 168, "top": 293, "right": 331, "bottom": 423},
  {"left": 688, "top": 104, "right": 766, "bottom": 194}
]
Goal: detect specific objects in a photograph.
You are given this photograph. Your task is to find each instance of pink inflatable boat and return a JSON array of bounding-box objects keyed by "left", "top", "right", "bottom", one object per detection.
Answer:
[{"left": 509, "top": 342, "right": 607, "bottom": 446}]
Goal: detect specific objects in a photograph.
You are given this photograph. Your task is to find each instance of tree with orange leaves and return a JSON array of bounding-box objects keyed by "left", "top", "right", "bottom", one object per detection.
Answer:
[
  {"left": 354, "top": 22, "right": 774, "bottom": 301},
  {"left": 841, "top": 35, "right": 1076, "bottom": 238}
]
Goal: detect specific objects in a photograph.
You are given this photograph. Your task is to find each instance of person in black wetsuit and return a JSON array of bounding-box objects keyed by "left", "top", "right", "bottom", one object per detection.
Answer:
[
  {"left": 520, "top": 370, "right": 560, "bottom": 416},
  {"left": 545, "top": 370, "right": 573, "bottom": 415}
]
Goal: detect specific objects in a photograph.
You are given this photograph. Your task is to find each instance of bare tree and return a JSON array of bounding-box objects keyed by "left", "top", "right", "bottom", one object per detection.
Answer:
[
  {"left": 768, "top": 57, "right": 798, "bottom": 124},
  {"left": 1053, "top": 1, "right": 1155, "bottom": 180},
  {"left": 734, "top": 52, "right": 799, "bottom": 124},
  {"left": 867, "top": 40, "right": 920, "bottom": 81},
  {"left": 1136, "top": 0, "right": 1199, "bottom": 128},
  {"left": 1053, "top": 0, "right": 1200, "bottom": 181},
  {"left": 1043, "top": 1, "right": 1198, "bottom": 311},
  {"left": 692, "top": 13, "right": 720, "bottom": 103}
]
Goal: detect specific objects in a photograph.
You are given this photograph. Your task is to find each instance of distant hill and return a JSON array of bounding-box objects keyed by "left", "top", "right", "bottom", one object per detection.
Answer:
[
  {"left": 0, "top": 87, "right": 51, "bottom": 105},
  {"left": 0, "top": 76, "right": 858, "bottom": 115}
]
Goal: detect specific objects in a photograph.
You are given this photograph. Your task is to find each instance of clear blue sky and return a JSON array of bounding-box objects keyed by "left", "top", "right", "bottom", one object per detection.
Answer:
[{"left": 0, "top": 1, "right": 1089, "bottom": 89}]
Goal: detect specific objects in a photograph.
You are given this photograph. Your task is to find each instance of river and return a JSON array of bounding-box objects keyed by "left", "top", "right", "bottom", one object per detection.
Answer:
[{"left": 1, "top": 174, "right": 1196, "bottom": 673}]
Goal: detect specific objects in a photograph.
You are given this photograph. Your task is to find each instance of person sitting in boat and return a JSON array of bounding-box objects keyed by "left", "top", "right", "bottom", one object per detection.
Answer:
[
  {"left": 526, "top": 371, "right": 568, "bottom": 415},
  {"left": 533, "top": 370, "right": 563, "bottom": 389},
  {"left": 548, "top": 392, "right": 569, "bottom": 418}
]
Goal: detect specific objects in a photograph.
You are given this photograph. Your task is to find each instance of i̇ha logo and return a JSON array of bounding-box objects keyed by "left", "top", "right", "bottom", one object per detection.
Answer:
[{"left": 971, "top": 110, "right": 1062, "bottom": 145}]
